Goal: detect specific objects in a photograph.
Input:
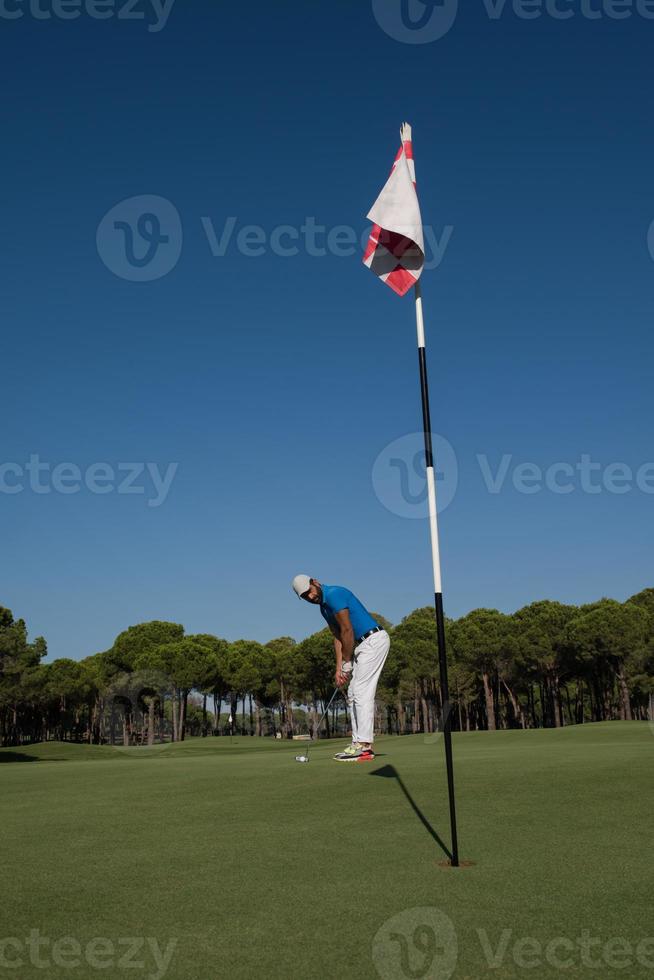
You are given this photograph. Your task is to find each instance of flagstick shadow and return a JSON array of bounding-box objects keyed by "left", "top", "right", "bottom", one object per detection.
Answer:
[{"left": 370, "top": 764, "right": 452, "bottom": 861}]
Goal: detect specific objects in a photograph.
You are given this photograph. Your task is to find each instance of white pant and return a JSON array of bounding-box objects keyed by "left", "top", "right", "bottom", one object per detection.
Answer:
[{"left": 345, "top": 630, "right": 390, "bottom": 745}]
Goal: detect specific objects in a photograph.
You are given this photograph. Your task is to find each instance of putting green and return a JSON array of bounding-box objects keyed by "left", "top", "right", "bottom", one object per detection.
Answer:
[{"left": 1, "top": 723, "right": 652, "bottom": 979}]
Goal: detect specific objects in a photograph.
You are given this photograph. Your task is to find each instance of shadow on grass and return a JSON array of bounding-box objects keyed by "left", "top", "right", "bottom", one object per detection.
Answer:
[
  {"left": 370, "top": 764, "right": 452, "bottom": 860},
  {"left": 0, "top": 752, "right": 41, "bottom": 763}
]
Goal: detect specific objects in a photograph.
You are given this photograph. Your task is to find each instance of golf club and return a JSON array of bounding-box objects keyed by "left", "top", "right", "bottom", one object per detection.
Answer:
[{"left": 294, "top": 685, "right": 343, "bottom": 763}]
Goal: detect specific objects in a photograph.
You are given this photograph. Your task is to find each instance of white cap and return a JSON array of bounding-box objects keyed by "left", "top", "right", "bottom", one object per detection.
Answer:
[{"left": 292, "top": 574, "right": 312, "bottom": 599}]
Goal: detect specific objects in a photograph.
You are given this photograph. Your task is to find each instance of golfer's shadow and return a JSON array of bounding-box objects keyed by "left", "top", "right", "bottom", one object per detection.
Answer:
[{"left": 370, "top": 764, "right": 452, "bottom": 861}]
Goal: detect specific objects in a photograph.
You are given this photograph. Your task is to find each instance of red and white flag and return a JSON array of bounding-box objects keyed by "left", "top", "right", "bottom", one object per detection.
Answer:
[{"left": 363, "top": 123, "right": 425, "bottom": 297}]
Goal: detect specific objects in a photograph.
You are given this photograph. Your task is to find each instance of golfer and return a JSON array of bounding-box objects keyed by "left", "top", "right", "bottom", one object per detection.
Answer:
[{"left": 292, "top": 575, "right": 390, "bottom": 762}]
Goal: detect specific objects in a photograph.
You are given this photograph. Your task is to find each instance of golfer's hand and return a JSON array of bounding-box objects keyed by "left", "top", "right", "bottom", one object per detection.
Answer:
[{"left": 335, "top": 669, "right": 348, "bottom": 688}]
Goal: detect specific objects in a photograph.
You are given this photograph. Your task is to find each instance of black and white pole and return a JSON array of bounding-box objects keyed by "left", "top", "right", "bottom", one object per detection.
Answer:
[{"left": 414, "top": 278, "right": 460, "bottom": 867}]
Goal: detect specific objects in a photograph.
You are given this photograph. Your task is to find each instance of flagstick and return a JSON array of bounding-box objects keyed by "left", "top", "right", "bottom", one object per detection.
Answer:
[{"left": 414, "top": 278, "right": 460, "bottom": 867}]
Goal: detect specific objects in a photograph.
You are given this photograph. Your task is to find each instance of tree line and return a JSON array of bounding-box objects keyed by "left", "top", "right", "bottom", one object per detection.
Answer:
[{"left": 1, "top": 589, "right": 652, "bottom": 748}]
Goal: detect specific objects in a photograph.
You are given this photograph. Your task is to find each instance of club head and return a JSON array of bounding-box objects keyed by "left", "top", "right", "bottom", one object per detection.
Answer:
[{"left": 295, "top": 755, "right": 309, "bottom": 763}]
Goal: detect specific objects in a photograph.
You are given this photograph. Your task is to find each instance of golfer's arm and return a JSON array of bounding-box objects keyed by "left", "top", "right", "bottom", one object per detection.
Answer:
[{"left": 334, "top": 609, "right": 355, "bottom": 663}]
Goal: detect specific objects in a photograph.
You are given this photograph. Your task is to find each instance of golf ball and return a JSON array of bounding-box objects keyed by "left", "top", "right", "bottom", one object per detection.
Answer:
[{"left": 295, "top": 755, "right": 308, "bottom": 763}]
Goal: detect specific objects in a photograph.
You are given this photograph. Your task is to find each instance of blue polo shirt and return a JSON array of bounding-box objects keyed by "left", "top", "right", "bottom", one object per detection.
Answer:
[{"left": 320, "top": 584, "right": 379, "bottom": 641}]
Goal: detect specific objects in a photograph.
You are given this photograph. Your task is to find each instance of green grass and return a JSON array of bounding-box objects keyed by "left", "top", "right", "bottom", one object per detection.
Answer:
[{"left": 1, "top": 723, "right": 652, "bottom": 979}]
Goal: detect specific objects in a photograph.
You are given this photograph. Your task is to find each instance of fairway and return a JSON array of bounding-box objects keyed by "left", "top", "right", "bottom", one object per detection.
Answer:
[{"left": 1, "top": 723, "right": 652, "bottom": 979}]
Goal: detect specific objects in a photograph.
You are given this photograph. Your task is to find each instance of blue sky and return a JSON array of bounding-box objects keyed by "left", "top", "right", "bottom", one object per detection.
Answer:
[{"left": 1, "top": 0, "right": 653, "bottom": 661}]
